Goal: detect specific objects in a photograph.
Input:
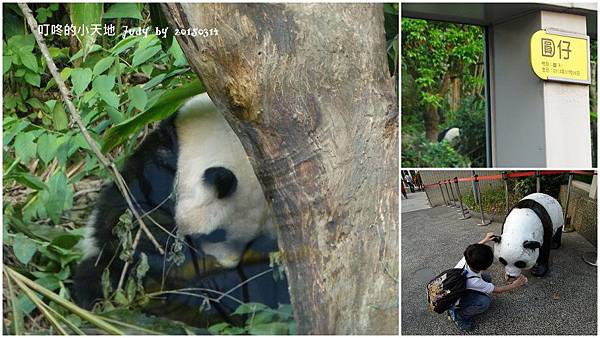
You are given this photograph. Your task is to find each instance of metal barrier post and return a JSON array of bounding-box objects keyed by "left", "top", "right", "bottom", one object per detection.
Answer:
[
  {"left": 473, "top": 174, "right": 491, "bottom": 226},
  {"left": 563, "top": 173, "right": 574, "bottom": 233},
  {"left": 448, "top": 179, "right": 458, "bottom": 208},
  {"left": 536, "top": 170, "right": 541, "bottom": 193},
  {"left": 424, "top": 184, "right": 432, "bottom": 207},
  {"left": 438, "top": 182, "right": 448, "bottom": 206},
  {"left": 454, "top": 177, "right": 470, "bottom": 220},
  {"left": 444, "top": 181, "right": 453, "bottom": 207},
  {"left": 502, "top": 171, "right": 509, "bottom": 216}
]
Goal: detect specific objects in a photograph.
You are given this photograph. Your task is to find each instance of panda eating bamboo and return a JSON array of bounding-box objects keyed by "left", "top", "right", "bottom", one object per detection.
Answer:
[{"left": 492, "top": 193, "right": 563, "bottom": 279}]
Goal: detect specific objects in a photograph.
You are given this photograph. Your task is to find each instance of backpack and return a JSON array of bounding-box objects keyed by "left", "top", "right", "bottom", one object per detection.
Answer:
[{"left": 426, "top": 267, "right": 479, "bottom": 314}]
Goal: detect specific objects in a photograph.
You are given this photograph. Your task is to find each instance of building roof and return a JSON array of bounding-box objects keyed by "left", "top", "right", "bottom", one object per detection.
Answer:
[{"left": 402, "top": 3, "right": 597, "bottom": 38}]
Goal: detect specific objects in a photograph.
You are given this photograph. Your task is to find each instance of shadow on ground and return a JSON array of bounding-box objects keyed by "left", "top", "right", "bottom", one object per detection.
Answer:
[{"left": 401, "top": 206, "right": 597, "bottom": 335}]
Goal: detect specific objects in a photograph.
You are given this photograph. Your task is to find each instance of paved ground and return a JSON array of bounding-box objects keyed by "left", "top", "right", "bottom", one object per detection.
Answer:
[
  {"left": 401, "top": 206, "right": 597, "bottom": 335},
  {"left": 401, "top": 191, "right": 430, "bottom": 213}
]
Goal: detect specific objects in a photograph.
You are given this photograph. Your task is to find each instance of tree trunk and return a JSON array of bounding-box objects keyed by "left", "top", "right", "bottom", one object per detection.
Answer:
[
  {"left": 424, "top": 104, "right": 439, "bottom": 141},
  {"left": 162, "top": 4, "right": 398, "bottom": 334}
]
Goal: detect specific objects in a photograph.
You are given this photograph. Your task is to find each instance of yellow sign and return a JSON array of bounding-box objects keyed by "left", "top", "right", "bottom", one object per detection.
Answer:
[{"left": 530, "top": 29, "right": 590, "bottom": 84}]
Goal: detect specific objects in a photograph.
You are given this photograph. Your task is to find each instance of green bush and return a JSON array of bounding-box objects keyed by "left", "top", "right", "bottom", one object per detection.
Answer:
[
  {"left": 402, "top": 132, "right": 470, "bottom": 167},
  {"left": 448, "top": 96, "right": 486, "bottom": 167}
]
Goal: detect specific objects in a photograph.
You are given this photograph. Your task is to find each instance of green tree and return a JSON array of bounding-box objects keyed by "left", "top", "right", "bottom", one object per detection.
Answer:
[{"left": 402, "top": 18, "right": 483, "bottom": 141}]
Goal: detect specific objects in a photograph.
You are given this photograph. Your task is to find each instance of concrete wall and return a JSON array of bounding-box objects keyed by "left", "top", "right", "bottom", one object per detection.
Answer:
[
  {"left": 559, "top": 183, "right": 597, "bottom": 246},
  {"left": 490, "top": 10, "right": 591, "bottom": 167},
  {"left": 420, "top": 170, "right": 504, "bottom": 207}
]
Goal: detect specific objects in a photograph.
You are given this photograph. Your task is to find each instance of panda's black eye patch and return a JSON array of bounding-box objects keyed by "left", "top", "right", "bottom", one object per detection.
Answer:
[
  {"left": 514, "top": 261, "right": 526, "bottom": 268},
  {"left": 499, "top": 257, "right": 507, "bottom": 265},
  {"left": 203, "top": 167, "right": 237, "bottom": 199}
]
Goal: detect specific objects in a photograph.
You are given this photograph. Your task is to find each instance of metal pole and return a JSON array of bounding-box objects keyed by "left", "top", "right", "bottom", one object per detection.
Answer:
[
  {"left": 444, "top": 181, "right": 453, "bottom": 207},
  {"left": 536, "top": 170, "right": 541, "bottom": 193},
  {"left": 454, "top": 177, "right": 470, "bottom": 219},
  {"left": 448, "top": 179, "right": 458, "bottom": 208},
  {"left": 474, "top": 174, "right": 491, "bottom": 226},
  {"left": 438, "top": 182, "right": 448, "bottom": 206},
  {"left": 424, "top": 184, "right": 432, "bottom": 207},
  {"left": 563, "top": 173, "right": 574, "bottom": 233},
  {"left": 502, "top": 171, "right": 510, "bottom": 217}
]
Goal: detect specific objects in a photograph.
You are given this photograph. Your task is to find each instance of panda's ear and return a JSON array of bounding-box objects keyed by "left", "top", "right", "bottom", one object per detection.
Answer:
[
  {"left": 491, "top": 235, "right": 501, "bottom": 243},
  {"left": 523, "top": 240, "right": 541, "bottom": 249}
]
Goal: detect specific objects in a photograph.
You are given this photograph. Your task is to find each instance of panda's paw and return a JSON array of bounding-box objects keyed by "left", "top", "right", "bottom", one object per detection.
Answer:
[
  {"left": 550, "top": 241, "right": 561, "bottom": 250},
  {"left": 531, "top": 263, "right": 549, "bottom": 277}
]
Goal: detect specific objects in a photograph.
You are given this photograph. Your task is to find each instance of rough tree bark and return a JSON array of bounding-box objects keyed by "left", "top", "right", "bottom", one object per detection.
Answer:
[{"left": 163, "top": 4, "right": 398, "bottom": 334}]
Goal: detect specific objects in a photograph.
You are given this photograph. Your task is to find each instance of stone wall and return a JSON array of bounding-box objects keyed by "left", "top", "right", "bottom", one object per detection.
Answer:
[{"left": 559, "top": 183, "right": 597, "bottom": 246}]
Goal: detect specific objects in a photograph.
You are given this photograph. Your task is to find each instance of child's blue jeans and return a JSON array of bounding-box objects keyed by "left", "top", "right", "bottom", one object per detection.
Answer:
[{"left": 456, "top": 272, "right": 492, "bottom": 320}]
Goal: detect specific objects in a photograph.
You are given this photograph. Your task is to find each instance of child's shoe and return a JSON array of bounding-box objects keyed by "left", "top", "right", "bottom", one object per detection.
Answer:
[{"left": 447, "top": 308, "right": 473, "bottom": 331}]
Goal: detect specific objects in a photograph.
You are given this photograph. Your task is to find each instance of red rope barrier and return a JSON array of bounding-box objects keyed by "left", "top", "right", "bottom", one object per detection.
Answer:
[{"left": 421, "top": 170, "right": 595, "bottom": 188}]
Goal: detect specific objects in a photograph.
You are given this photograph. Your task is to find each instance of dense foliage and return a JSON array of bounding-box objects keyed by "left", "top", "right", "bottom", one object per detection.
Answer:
[{"left": 402, "top": 18, "right": 485, "bottom": 167}]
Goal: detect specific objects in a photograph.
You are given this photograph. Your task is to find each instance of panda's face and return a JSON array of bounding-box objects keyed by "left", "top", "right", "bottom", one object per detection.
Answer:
[
  {"left": 173, "top": 94, "right": 275, "bottom": 268},
  {"left": 494, "top": 241, "right": 539, "bottom": 278},
  {"left": 494, "top": 208, "right": 545, "bottom": 278}
]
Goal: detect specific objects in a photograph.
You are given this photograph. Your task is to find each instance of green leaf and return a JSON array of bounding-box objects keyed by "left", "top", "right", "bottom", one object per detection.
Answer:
[
  {"left": 70, "top": 68, "right": 93, "bottom": 95},
  {"left": 50, "top": 100, "right": 69, "bottom": 131},
  {"left": 105, "top": 106, "right": 125, "bottom": 124},
  {"left": 93, "top": 56, "right": 115, "bottom": 76},
  {"left": 132, "top": 45, "right": 161, "bottom": 67},
  {"left": 48, "top": 47, "right": 69, "bottom": 60},
  {"left": 208, "top": 322, "right": 230, "bottom": 335},
  {"left": 23, "top": 72, "right": 41, "bottom": 87},
  {"left": 248, "top": 323, "right": 289, "bottom": 335},
  {"left": 92, "top": 75, "right": 119, "bottom": 108},
  {"left": 69, "top": 44, "right": 102, "bottom": 63},
  {"left": 232, "top": 302, "right": 269, "bottom": 315},
  {"left": 104, "top": 3, "right": 142, "bottom": 20},
  {"left": 45, "top": 171, "right": 68, "bottom": 224},
  {"left": 3, "top": 119, "right": 29, "bottom": 146},
  {"left": 102, "top": 79, "right": 204, "bottom": 152},
  {"left": 17, "top": 49, "right": 38, "bottom": 72},
  {"left": 5, "top": 173, "right": 47, "bottom": 190},
  {"left": 3, "top": 55, "right": 12, "bottom": 74},
  {"left": 247, "top": 311, "right": 277, "bottom": 325},
  {"left": 114, "top": 289, "right": 128, "bottom": 306},
  {"left": 36, "top": 133, "right": 59, "bottom": 164},
  {"left": 110, "top": 36, "right": 139, "bottom": 55},
  {"left": 128, "top": 87, "right": 147, "bottom": 111},
  {"left": 69, "top": 4, "right": 103, "bottom": 61},
  {"left": 49, "top": 234, "right": 81, "bottom": 250},
  {"left": 26, "top": 97, "right": 45, "bottom": 110},
  {"left": 14, "top": 133, "right": 37, "bottom": 163},
  {"left": 169, "top": 40, "right": 188, "bottom": 67},
  {"left": 60, "top": 67, "right": 72, "bottom": 81},
  {"left": 13, "top": 234, "right": 38, "bottom": 265},
  {"left": 7, "top": 34, "right": 35, "bottom": 53}
]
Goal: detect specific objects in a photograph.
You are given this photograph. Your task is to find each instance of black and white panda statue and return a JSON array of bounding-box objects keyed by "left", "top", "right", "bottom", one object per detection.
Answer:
[
  {"left": 492, "top": 193, "right": 563, "bottom": 279},
  {"left": 437, "top": 127, "right": 460, "bottom": 145},
  {"left": 72, "top": 93, "right": 289, "bottom": 327}
]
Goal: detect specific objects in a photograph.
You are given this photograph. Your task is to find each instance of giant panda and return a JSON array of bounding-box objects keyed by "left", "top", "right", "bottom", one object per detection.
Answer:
[
  {"left": 437, "top": 127, "right": 460, "bottom": 145},
  {"left": 492, "top": 193, "right": 563, "bottom": 279},
  {"left": 72, "top": 93, "right": 289, "bottom": 327}
]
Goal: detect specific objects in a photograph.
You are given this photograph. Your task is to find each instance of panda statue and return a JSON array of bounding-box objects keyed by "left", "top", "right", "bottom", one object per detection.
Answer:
[
  {"left": 72, "top": 93, "right": 289, "bottom": 327},
  {"left": 492, "top": 193, "right": 563, "bottom": 279}
]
